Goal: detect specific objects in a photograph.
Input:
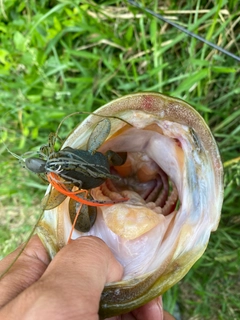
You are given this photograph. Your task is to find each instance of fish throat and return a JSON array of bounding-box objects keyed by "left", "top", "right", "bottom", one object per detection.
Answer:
[{"left": 90, "top": 124, "right": 181, "bottom": 243}]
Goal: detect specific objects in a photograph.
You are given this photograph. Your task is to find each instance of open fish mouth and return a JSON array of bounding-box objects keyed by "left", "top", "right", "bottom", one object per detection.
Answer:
[{"left": 37, "top": 92, "right": 223, "bottom": 318}]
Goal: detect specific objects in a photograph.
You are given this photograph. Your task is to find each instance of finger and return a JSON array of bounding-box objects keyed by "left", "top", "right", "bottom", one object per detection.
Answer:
[
  {"left": 106, "top": 315, "right": 135, "bottom": 320},
  {"left": 106, "top": 297, "right": 165, "bottom": 320},
  {"left": 0, "top": 236, "right": 123, "bottom": 320},
  {"left": 0, "top": 234, "right": 50, "bottom": 308},
  {"left": 163, "top": 310, "right": 176, "bottom": 320},
  {"left": 131, "top": 296, "right": 176, "bottom": 320},
  {"left": 131, "top": 296, "right": 164, "bottom": 320},
  {"left": 41, "top": 235, "right": 123, "bottom": 285}
]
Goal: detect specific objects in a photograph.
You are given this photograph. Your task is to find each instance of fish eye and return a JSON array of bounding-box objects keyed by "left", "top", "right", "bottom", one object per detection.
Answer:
[{"left": 25, "top": 158, "right": 46, "bottom": 174}]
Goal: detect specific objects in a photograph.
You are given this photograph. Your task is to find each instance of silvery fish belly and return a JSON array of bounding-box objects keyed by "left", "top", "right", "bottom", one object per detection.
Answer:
[{"left": 37, "top": 92, "right": 223, "bottom": 318}]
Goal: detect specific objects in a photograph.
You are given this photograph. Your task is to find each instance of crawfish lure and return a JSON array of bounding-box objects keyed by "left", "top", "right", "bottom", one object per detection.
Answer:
[{"left": 24, "top": 117, "right": 128, "bottom": 233}]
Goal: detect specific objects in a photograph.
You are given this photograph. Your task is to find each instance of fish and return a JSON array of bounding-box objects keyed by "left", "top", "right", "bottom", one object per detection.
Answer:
[{"left": 36, "top": 92, "right": 224, "bottom": 318}]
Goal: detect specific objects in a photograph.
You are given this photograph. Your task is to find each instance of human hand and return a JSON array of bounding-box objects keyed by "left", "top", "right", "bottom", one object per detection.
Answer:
[{"left": 0, "top": 235, "right": 174, "bottom": 320}]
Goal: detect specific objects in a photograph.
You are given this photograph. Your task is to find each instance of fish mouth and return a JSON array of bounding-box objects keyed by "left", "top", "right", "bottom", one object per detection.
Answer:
[
  {"left": 99, "top": 126, "right": 180, "bottom": 219},
  {"left": 91, "top": 125, "right": 182, "bottom": 279},
  {"left": 37, "top": 93, "right": 223, "bottom": 317},
  {"left": 54, "top": 110, "right": 219, "bottom": 280}
]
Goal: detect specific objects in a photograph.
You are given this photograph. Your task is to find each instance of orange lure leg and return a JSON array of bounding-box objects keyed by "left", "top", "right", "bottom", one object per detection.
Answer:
[
  {"left": 47, "top": 172, "right": 128, "bottom": 243},
  {"left": 47, "top": 172, "right": 128, "bottom": 206},
  {"left": 67, "top": 198, "right": 85, "bottom": 243}
]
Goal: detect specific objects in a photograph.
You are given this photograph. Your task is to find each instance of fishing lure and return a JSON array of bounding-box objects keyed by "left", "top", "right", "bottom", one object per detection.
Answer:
[
  {"left": 25, "top": 121, "right": 127, "bottom": 199},
  {"left": 25, "top": 117, "right": 129, "bottom": 235}
]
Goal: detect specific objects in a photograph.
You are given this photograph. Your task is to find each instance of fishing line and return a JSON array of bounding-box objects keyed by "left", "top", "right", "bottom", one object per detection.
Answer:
[{"left": 128, "top": 0, "right": 240, "bottom": 62}]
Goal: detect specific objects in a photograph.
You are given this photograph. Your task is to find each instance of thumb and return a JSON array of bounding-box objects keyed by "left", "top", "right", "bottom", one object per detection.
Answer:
[{"left": 0, "top": 236, "right": 123, "bottom": 320}]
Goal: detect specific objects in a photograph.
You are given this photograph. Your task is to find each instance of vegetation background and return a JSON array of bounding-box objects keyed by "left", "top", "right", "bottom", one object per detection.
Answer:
[{"left": 0, "top": 0, "right": 239, "bottom": 319}]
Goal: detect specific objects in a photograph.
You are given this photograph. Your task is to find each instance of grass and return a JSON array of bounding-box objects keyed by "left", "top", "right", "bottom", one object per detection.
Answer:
[{"left": 0, "top": 0, "right": 240, "bottom": 319}]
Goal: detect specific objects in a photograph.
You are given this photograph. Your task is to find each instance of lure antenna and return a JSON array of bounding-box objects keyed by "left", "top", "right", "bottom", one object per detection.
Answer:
[
  {"left": 3, "top": 144, "right": 25, "bottom": 162},
  {"left": 128, "top": 0, "right": 240, "bottom": 62},
  {"left": 53, "top": 111, "right": 133, "bottom": 145}
]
